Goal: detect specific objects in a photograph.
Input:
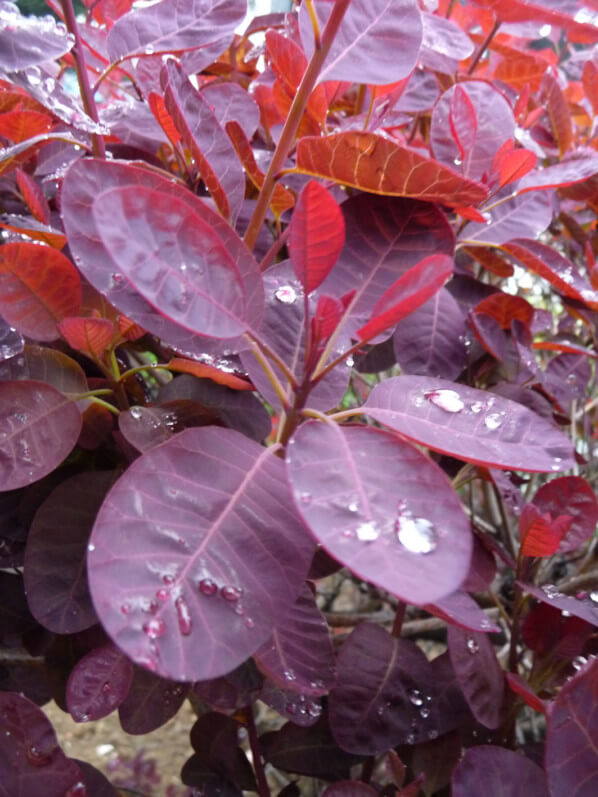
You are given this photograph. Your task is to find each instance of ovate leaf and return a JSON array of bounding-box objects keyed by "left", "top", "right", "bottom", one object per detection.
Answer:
[
  {"left": 447, "top": 627, "right": 504, "bottom": 729},
  {"left": 87, "top": 427, "right": 315, "bottom": 681},
  {"left": 452, "top": 745, "right": 549, "bottom": 797},
  {"left": 0, "top": 2, "right": 74, "bottom": 70},
  {"left": 531, "top": 476, "right": 598, "bottom": 553},
  {"left": 66, "top": 644, "right": 133, "bottom": 723}
]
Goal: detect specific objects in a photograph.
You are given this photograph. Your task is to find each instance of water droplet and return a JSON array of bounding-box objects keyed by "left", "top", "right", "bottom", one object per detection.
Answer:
[
  {"left": 156, "top": 588, "right": 169, "bottom": 601},
  {"left": 220, "top": 585, "right": 242, "bottom": 602},
  {"left": 130, "top": 406, "right": 142, "bottom": 419},
  {"left": 285, "top": 702, "right": 297, "bottom": 715},
  {"left": 406, "top": 733, "right": 416, "bottom": 744},
  {"left": 110, "top": 272, "right": 124, "bottom": 287},
  {"left": 198, "top": 578, "right": 218, "bottom": 596},
  {"left": 470, "top": 401, "right": 484, "bottom": 414},
  {"left": 345, "top": 355, "right": 355, "bottom": 367},
  {"left": 120, "top": 603, "right": 130, "bottom": 615},
  {"left": 245, "top": 616, "right": 255, "bottom": 629},
  {"left": 428, "top": 729, "right": 439, "bottom": 740},
  {"left": 66, "top": 782, "right": 87, "bottom": 797},
  {"left": 420, "top": 707, "right": 430, "bottom": 719},
  {"left": 307, "top": 701, "right": 322, "bottom": 718},
  {"left": 590, "top": 591, "right": 598, "bottom": 604},
  {"left": 143, "top": 618, "right": 166, "bottom": 639},
  {"left": 348, "top": 501, "right": 359, "bottom": 513},
  {"left": 575, "top": 591, "right": 588, "bottom": 600},
  {"left": 274, "top": 285, "right": 297, "bottom": 304},
  {"left": 409, "top": 689, "right": 423, "bottom": 706},
  {"left": 396, "top": 507, "right": 437, "bottom": 554},
  {"left": 425, "top": 389, "right": 464, "bottom": 413},
  {"left": 377, "top": 705, "right": 385, "bottom": 716},
  {"left": 162, "top": 574, "right": 176, "bottom": 585},
  {"left": 175, "top": 595, "right": 192, "bottom": 635},
  {"left": 542, "top": 584, "right": 560, "bottom": 600},
  {"left": 102, "top": 682, "right": 111, "bottom": 693},
  {"left": 454, "top": 156, "right": 463, "bottom": 166},
  {"left": 466, "top": 637, "right": 479, "bottom": 654},
  {"left": 26, "top": 745, "right": 51, "bottom": 766},
  {"left": 299, "top": 492, "right": 312, "bottom": 505},
  {"left": 485, "top": 412, "right": 505, "bottom": 431},
  {"left": 284, "top": 669, "right": 296, "bottom": 682},
  {"left": 87, "top": 543, "right": 95, "bottom": 552},
  {"left": 356, "top": 520, "right": 380, "bottom": 542}
]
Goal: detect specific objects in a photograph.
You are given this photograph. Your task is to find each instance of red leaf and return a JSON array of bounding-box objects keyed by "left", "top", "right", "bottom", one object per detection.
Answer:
[
  {"left": 288, "top": 181, "right": 345, "bottom": 294},
  {"left": 583, "top": 58, "right": 598, "bottom": 115},
  {"left": 449, "top": 85, "right": 477, "bottom": 164},
  {"left": 357, "top": 254, "right": 454, "bottom": 341},
  {"left": 0, "top": 109, "right": 54, "bottom": 142},
  {"left": 519, "top": 504, "right": 573, "bottom": 558},
  {"left": 541, "top": 72, "right": 573, "bottom": 157},
  {"left": 167, "top": 358, "right": 254, "bottom": 391},
  {"left": 117, "top": 315, "right": 145, "bottom": 341},
  {"left": 0, "top": 242, "right": 81, "bottom": 341},
  {"left": 474, "top": 293, "right": 534, "bottom": 330},
  {"left": 497, "top": 148, "right": 537, "bottom": 189},
  {"left": 464, "top": 246, "right": 514, "bottom": 278},
  {"left": 311, "top": 295, "right": 345, "bottom": 347},
  {"left": 58, "top": 317, "right": 115, "bottom": 359},
  {"left": 454, "top": 206, "right": 488, "bottom": 223},
  {"left": 15, "top": 169, "right": 50, "bottom": 224},
  {"left": 147, "top": 91, "right": 181, "bottom": 146}
]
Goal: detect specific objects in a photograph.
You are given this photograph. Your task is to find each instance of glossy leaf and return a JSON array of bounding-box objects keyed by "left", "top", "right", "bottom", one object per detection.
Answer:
[
  {"left": 288, "top": 181, "right": 345, "bottom": 295},
  {"left": 299, "top": 0, "right": 423, "bottom": 86},
  {"left": 0, "top": 243, "right": 81, "bottom": 341},
  {"left": 287, "top": 423, "right": 472, "bottom": 605},
  {"left": 24, "top": 472, "right": 114, "bottom": 633},
  {"left": 167, "top": 357, "right": 253, "bottom": 391},
  {"left": 161, "top": 60, "right": 244, "bottom": 222},
  {"left": 531, "top": 477, "right": 598, "bottom": 554},
  {"left": 519, "top": 154, "right": 598, "bottom": 193},
  {"left": 364, "top": 375, "right": 575, "bottom": 472},
  {"left": 106, "top": 0, "right": 246, "bottom": 62},
  {"left": 200, "top": 81, "right": 260, "bottom": 140},
  {"left": 261, "top": 679, "right": 323, "bottom": 728},
  {"left": 295, "top": 132, "right": 489, "bottom": 207},
  {"left": 542, "top": 72, "right": 572, "bottom": 156},
  {"left": 420, "top": 11, "right": 473, "bottom": 72},
  {"left": 254, "top": 585, "right": 335, "bottom": 697},
  {"left": 87, "top": 426, "right": 315, "bottom": 681},
  {"left": 519, "top": 504, "right": 571, "bottom": 558},
  {"left": 66, "top": 644, "right": 133, "bottom": 723},
  {"left": 0, "top": 692, "right": 83, "bottom": 795},
  {"left": 521, "top": 583, "right": 598, "bottom": 628},
  {"left": 0, "top": 3, "right": 74, "bottom": 70},
  {"left": 392, "top": 288, "right": 467, "bottom": 380},
  {"left": 61, "top": 158, "right": 261, "bottom": 355},
  {"left": 506, "top": 672, "right": 547, "bottom": 714},
  {"left": 447, "top": 627, "right": 504, "bottom": 729},
  {"left": 546, "top": 658, "right": 598, "bottom": 797},
  {"left": 460, "top": 191, "right": 552, "bottom": 245},
  {"left": 357, "top": 254, "right": 454, "bottom": 341},
  {"left": 474, "top": 293, "right": 534, "bottom": 330},
  {"left": 15, "top": 168, "right": 50, "bottom": 223},
  {"left": 118, "top": 666, "right": 188, "bottom": 734},
  {"left": 0, "top": 345, "right": 87, "bottom": 396},
  {"left": 425, "top": 591, "right": 500, "bottom": 633},
  {"left": 58, "top": 317, "right": 115, "bottom": 359},
  {"left": 497, "top": 147, "right": 537, "bottom": 189},
  {"left": 452, "top": 745, "right": 549, "bottom": 797},
  {"left": 0, "top": 380, "right": 82, "bottom": 491}
]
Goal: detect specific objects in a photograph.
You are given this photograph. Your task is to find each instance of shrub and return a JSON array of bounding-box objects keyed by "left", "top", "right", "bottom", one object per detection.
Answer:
[{"left": 0, "top": 0, "right": 598, "bottom": 794}]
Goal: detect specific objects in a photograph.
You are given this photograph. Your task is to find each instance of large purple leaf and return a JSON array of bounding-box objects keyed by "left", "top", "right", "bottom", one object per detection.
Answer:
[
  {"left": 319, "top": 195, "right": 455, "bottom": 336},
  {"left": 519, "top": 154, "right": 598, "bottom": 194},
  {"left": 426, "top": 591, "right": 500, "bottom": 633},
  {"left": 0, "top": 692, "right": 83, "bottom": 797},
  {"left": 447, "top": 627, "right": 504, "bottom": 729},
  {"left": 431, "top": 82, "right": 514, "bottom": 181},
  {"left": 419, "top": 11, "right": 473, "bottom": 73},
  {"left": 363, "top": 376, "right": 575, "bottom": 472},
  {"left": 161, "top": 60, "right": 245, "bottom": 223},
  {"left": 545, "top": 658, "right": 598, "bottom": 797},
  {"left": 521, "top": 583, "right": 598, "bottom": 627},
  {"left": 118, "top": 406, "right": 175, "bottom": 453},
  {"left": 0, "top": 345, "right": 87, "bottom": 396},
  {"left": 286, "top": 423, "right": 472, "bottom": 605},
  {"left": 460, "top": 191, "right": 552, "bottom": 245},
  {"left": 393, "top": 287, "right": 467, "bottom": 380},
  {"left": 0, "top": 380, "right": 82, "bottom": 491},
  {"left": 200, "top": 81, "right": 260, "bottom": 140},
  {"left": 87, "top": 427, "right": 315, "bottom": 681},
  {"left": 452, "top": 746, "right": 549, "bottom": 797},
  {"left": 66, "top": 643, "right": 133, "bottom": 723},
  {"left": 0, "top": 2, "right": 74, "bottom": 70},
  {"left": 118, "top": 666, "right": 188, "bottom": 734},
  {"left": 23, "top": 471, "right": 114, "bottom": 634},
  {"left": 92, "top": 184, "right": 260, "bottom": 340},
  {"left": 254, "top": 585, "right": 335, "bottom": 697},
  {"left": 106, "top": 0, "right": 246, "bottom": 63},
  {"left": 328, "top": 624, "right": 470, "bottom": 754},
  {"left": 531, "top": 477, "right": 598, "bottom": 554},
  {"left": 299, "top": 0, "right": 423, "bottom": 86},
  {"left": 260, "top": 679, "right": 323, "bottom": 728},
  {"left": 61, "top": 158, "right": 261, "bottom": 355}
]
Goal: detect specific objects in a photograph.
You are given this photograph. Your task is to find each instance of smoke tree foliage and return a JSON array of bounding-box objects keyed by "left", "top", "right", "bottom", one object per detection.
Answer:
[{"left": 1, "top": 0, "right": 598, "bottom": 793}]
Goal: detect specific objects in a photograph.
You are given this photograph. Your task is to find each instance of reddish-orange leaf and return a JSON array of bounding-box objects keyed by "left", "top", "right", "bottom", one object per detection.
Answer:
[
  {"left": 449, "top": 85, "right": 477, "bottom": 164},
  {"left": 494, "top": 55, "right": 546, "bottom": 92},
  {"left": 58, "top": 317, "right": 116, "bottom": 359},
  {"left": 583, "top": 59, "right": 598, "bottom": 116},
  {"left": 167, "top": 358, "right": 254, "bottom": 391},
  {"left": 454, "top": 206, "right": 488, "bottom": 223},
  {"left": 497, "top": 148, "right": 537, "bottom": 189},
  {"left": 519, "top": 504, "right": 573, "bottom": 558},
  {"left": 542, "top": 73, "right": 573, "bottom": 157},
  {"left": 117, "top": 314, "right": 146, "bottom": 341},
  {"left": 464, "top": 246, "right": 514, "bottom": 278},
  {"left": 474, "top": 293, "right": 534, "bottom": 330},
  {"left": 294, "top": 132, "right": 489, "bottom": 207},
  {"left": 15, "top": 168, "right": 51, "bottom": 224},
  {"left": 514, "top": 83, "right": 531, "bottom": 121},
  {"left": 148, "top": 91, "right": 181, "bottom": 147},
  {"left": 0, "top": 109, "right": 54, "bottom": 142},
  {"left": 311, "top": 295, "right": 345, "bottom": 347},
  {"left": 251, "top": 84, "right": 285, "bottom": 133},
  {"left": 0, "top": 242, "right": 81, "bottom": 341},
  {"left": 271, "top": 79, "right": 321, "bottom": 137},
  {"left": 357, "top": 254, "right": 454, "bottom": 341},
  {"left": 0, "top": 216, "right": 66, "bottom": 248},
  {"left": 506, "top": 672, "right": 547, "bottom": 714},
  {"left": 225, "top": 120, "right": 294, "bottom": 219},
  {"left": 288, "top": 180, "right": 345, "bottom": 294}
]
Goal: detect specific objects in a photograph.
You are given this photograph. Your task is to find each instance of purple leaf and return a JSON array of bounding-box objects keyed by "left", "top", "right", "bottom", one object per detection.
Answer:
[
  {"left": 260, "top": 679, "right": 323, "bottom": 727},
  {"left": 161, "top": 60, "right": 245, "bottom": 222},
  {"left": 0, "top": 692, "right": 83, "bottom": 795},
  {"left": 0, "top": 380, "right": 82, "bottom": 491},
  {"left": 193, "top": 660, "right": 262, "bottom": 711},
  {"left": 187, "top": 712, "right": 256, "bottom": 792},
  {"left": 299, "top": 0, "right": 423, "bottom": 86},
  {"left": 322, "top": 783, "right": 378, "bottom": 797},
  {"left": 287, "top": 423, "right": 472, "bottom": 605},
  {"left": 544, "top": 353, "right": 591, "bottom": 406},
  {"left": 0, "top": 3, "right": 74, "bottom": 70},
  {"left": 363, "top": 375, "right": 575, "bottom": 472},
  {"left": 460, "top": 191, "right": 552, "bottom": 245},
  {"left": 519, "top": 154, "right": 598, "bottom": 193},
  {"left": 106, "top": 0, "right": 246, "bottom": 63},
  {"left": 0, "top": 345, "right": 87, "bottom": 396},
  {"left": 452, "top": 745, "right": 549, "bottom": 797},
  {"left": 320, "top": 195, "right": 455, "bottom": 337},
  {"left": 425, "top": 591, "right": 500, "bottom": 633},
  {"left": 447, "top": 627, "right": 504, "bottom": 729},
  {"left": 546, "top": 658, "right": 598, "bottom": 797},
  {"left": 61, "top": 158, "right": 260, "bottom": 356},
  {"left": 70, "top": 759, "right": 117, "bottom": 797},
  {"left": 118, "top": 666, "right": 188, "bottom": 734},
  {"left": 393, "top": 287, "right": 467, "bottom": 379},
  {"left": 87, "top": 427, "right": 315, "bottom": 681},
  {"left": 531, "top": 476, "right": 598, "bottom": 554},
  {"left": 254, "top": 584, "right": 335, "bottom": 697},
  {"left": 200, "top": 81, "right": 260, "bottom": 140},
  {"left": 119, "top": 406, "right": 175, "bottom": 453},
  {"left": 431, "top": 82, "right": 514, "bottom": 181},
  {"left": 24, "top": 471, "right": 114, "bottom": 634},
  {"left": 328, "top": 624, "right": 470, "bottom": 754},
  {"left": 521, "top": 583, "right": 598, "bottom": 627},
  {"left": 66, "top": 643, "right": 134, "bottom": 723},
  {"left": 92, "top": 184, "right": 261, "bottom": 340},
  {"left": 419, "top": 11, "right": 473, "bottom": 73}
]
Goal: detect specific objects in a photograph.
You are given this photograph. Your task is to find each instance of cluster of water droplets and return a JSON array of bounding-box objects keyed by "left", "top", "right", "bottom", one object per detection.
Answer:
[
  {"left": 284, "top": 693, "right": 322, "bottom": 721},
  {"left": 0, "top": 323, "right": 24, "bottom": 362}
]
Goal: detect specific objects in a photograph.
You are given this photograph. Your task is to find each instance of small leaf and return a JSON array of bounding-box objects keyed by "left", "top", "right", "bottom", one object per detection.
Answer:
[
  {"left": 58, "top": 317, "right": 115, "bottom": 359},
  {"left": 0, "top": 110, "right": 54, "bottom": 143},
  {"left": 505, "top": 672, "right": 547, "bottom": 714},
  {"left": 0, "top": 243, "right": 81, "bottom": 341},
  {"left": 167, "top": 358, "right": 253, "bottom": 391},
  {"left": 531, "top": 476, "right": 598, "bottom": 553},
  {"left": 357, "top": 254, "right": 453, "bottom": 341},
  {"left": 542, "top": 72, "right": 572, "bottom": 157},
  {"left": 66, "top": 644, "right": 133, "bottom": 723},
  {"left": 288, "top": 181, "right": 345, "bottom": 295},
  {"left": 447, "top": 627, "right": 504, "bottom": 729},
  {"left": 119, "top": 666, "right": 188, "bottom": 734},
  {"left": 497, "top": 148, "right": 537, "bottom": 189},
  {"left": 474, "top": 293, "right": 534, "bottom": 330},
  {"left": 449, "top": 85, "right": 478, "bottom": 164},
  {"left": 519, "top": 504, "right": 572, "bottom": 558},
  {"left": 15, "top": 169, "right": 50, "bottom": 224}
]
